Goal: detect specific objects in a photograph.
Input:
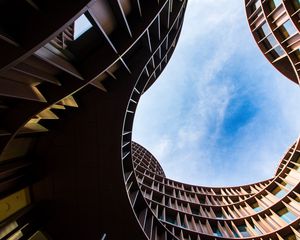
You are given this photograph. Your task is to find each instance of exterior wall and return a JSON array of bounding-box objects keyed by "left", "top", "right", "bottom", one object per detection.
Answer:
[
  {"left": 132, "top": 141, "right": 300, "bottom": 239},
  {"left": 0, "top": 0, "right": 187, "bottom": 239},
  {"left": 245, "top": 0, "right": 300, "bottom": 84}
]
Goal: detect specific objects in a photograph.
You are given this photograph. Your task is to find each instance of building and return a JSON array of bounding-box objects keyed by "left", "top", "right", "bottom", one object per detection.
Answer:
[
  {"left": 131, "top": 141, "right": 300, "bottom": 239},
  {"left": 0, "top": 0, "right": 187, "bottom": 239},
  {"left": 245, "top": 0, "right": 300, "bottom": 85},
  {"left": 0, "top": 0, "right": 299, "bottom": 239}
]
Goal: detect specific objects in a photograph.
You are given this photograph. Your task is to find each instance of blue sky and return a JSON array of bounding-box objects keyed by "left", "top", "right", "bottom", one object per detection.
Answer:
[{"left": 132, "top": 0, "right": 300, "bottom": 187}]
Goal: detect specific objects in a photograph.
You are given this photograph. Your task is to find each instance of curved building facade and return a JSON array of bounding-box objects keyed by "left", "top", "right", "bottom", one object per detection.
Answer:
[
  {"left": 0, "top": 0, "right": 187, "bottom": 239},
  {"left": 0, "top": 0, "right": 299, "bottom": 240},
  {"left": 129, "top": 142, "right": 300, "bottom": 239},
  {"left": 245, "top": 0, "right": 300, "bottom": 84}
]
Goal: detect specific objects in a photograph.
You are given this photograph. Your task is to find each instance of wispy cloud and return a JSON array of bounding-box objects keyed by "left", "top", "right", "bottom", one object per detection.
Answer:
[{"left": 133, "top": 0, "right": 300, "bottom": 186}]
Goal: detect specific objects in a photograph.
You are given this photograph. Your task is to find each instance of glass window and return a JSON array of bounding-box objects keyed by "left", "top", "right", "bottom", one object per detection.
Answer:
[
  {"left": 257, "top": 22, "right": 271, "bottom": 39},
  {"left": 215, "top": 211, "right": 224, "bottom": 219},
  {"left": 292, "top": 0, "right": 300, "bottom": 11},
  {"left": 199, "top": 197, "right": 205, "bottom": 204},
  {"left": 166, "top": 214, "right": 177, "bottom": 225},
  {"left": 158, "top": 212, "right": 164, "bottom": 221},
  {"left": 74, "top": 14, "right": 93, "bottom": 40},
  {"left": 269, "top": 0, "right": 281, "bottom": 11},
  {"left": 277, "top": 207, "right": 297, "bottom": 223},
  {"left": 261, "top": 23, "right": 271, "bottom": 36},
  {"left": 253, "top": 224, "right": 262, "bottom": 235},
  {"left": 273, "top": 45, "right": 285, "bottom": 57},
  {"left": 212, "top": 225, "right": 222, "bottom": 237},
  {"left": 284, "top": 233, "right": 297, "bottom": 240},
  {"left": 280, "top": 180, "right": 293, "bottom": 189},
  {"left": 180, "top": 216, "right": 187, "bottom": 228},
  {"left": 293, "top": 156, "right": 300, "bottom": 170},
  {"left": 267, "top": 34, "right": 277, "bottom": 47},
  {"left": 237, "top": 225, "right": 251, "bottom": 237},
  {"left": 271, "top": 186, "right": 287, "bottom": 198},
  {"left": 191, "top": 208, "right": 199, "bottom": 215},
  {"left": 279, "top": 20, "right": 297, "bottom": 39},
  {"left": 251, "top": 202, "right": 262, "bottom": 212},
  {"left": 251, "top": 0, "right": 261, "bottom": 13},
  {"left": 229, "top": 224, "right": 239, "bottom": 238}
]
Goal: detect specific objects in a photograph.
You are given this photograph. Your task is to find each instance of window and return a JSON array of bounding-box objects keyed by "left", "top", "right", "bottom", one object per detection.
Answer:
[
  {"left": 74, "top": 14, "right": 93, "bottom": 40},
  {"left": 166, "top": 214, "right": 177, "bottom": 225},
  {"left": 158, "top": 208, "right": 164, "bottom": 221},
  {"left": 212, "top": 225, "right": 222, "bottom": 237},
  {"left": 237, "top": 225, "right": 251, "bottom": 237},
  {"left": 179, "top": 215, "right": 187, "bottom": 228},
  {"left": 269, "top": 0, "right": 281, "bottom": 10},
  {"left": 273, "top": 46, "right": 284, "bottom": 57},
  {"left": 279, "top": 20, "right": 296, "bottom": 39},
  {"left": 277, "top": 207, "right": 297, "bottom": 223},
  {"left": 283, "top": 233, "right": 297, "bottom": 240},
  {"left": 215, "top": 211, "right": 224, "bottom": 219},
  {"left": 293, "top": 156, "right": 300, "bottom": 170},
  {"left": 199, "top": 197, "right": 205, "bottom": 204},
  {"left": 271, "top": 185, "right": 287, "bottom": 198},
  {"left": 252, "top": 224, "right": 262, "bottom": 235},
  {"left": 280, "top": 180, "right": 293, "bottom": 190},
  {"left": 251, "top": 202, "right": 262, "bottom": 212},
  {"left": 292, "top": 0, "right": 300, "bottom": 10},
  {"left": 251, "top": 0, "right": 261, "bottom": 13},
  {"left": 191, "top": 207, "right": 199, "bottom": 215},
  {"left": 257, "top": 22, "right": 271, "bottom": 39},
  {"left": 266, "top": 34, "right": 277, "bottom": 47},
  {"left": 261, "top": 23, "right": 271, "bottom": 36},
  {"left": 229, "top": 224, "right": 239, "bottom": 238}
]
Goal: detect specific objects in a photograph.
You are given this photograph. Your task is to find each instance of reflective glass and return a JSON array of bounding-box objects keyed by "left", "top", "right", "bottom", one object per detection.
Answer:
[
  {"left": 279, "top": 20, "right": 296, "bottom": 38},
  {"left": 74, "top": 14, "right": 93, "bottom": 40},
  {"left": 237, "top": 225, "right": 251, "bottom": 237},
  {"left": 269, "top": 0, "right": 281, "bottom": 10},
  {"left": 277, "top": 208, "right": 297, "bottom": 223},
  {"left": 212, "top": 226, "right": 222, "bottom": 237},
  {"left": 267, "top": 34, "right": 277, "bottom": 47},
  {"left": 273, "top": 46, "right": 285, "bottom": 57},
  {"left": 251, "top": 0, "right": 261, "bottom": 13},
  {"left": 251, "top": 202, "right": 262, "bottom": 212}
]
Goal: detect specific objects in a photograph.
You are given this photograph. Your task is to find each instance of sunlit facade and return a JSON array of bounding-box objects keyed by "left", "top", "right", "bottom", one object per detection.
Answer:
[{"left": 245, "top": 0, "right": 300, "bottom": 84}]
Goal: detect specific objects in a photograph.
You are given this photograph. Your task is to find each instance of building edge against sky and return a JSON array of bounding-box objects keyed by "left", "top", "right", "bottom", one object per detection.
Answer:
[
  {"left": 131, "top": 141, "right": 300, "bottom": 239},
  {"left": 0, "top": 0, "right": 299, "bottom": 240},
  {"left": 245, "top": 0, "right": 300, "bottom": 85}
]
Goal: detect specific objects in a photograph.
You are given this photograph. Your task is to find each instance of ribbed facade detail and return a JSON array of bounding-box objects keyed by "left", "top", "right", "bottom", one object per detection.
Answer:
[
  {"left": 245, "top": 0, "right": 300, "bottom": 84},
  {"left": 130, "top": 142, "right": 300, "bottom": 239},
  {"left": 0, "top": 0, "right": 187, "bottom": 239}
]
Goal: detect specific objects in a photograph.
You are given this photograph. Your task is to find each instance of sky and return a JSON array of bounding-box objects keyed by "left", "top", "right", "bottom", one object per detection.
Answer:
[{"left": 132, "top": 0, "right": 300, "bottom": 187}]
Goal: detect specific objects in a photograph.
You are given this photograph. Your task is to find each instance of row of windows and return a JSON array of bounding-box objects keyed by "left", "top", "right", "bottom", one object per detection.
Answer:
[
  {"left": 160, "top": 202, "right": 299, "bottom": 238},
  {"left": 139, "top": 168, "right": 297, "bottom": 209},
  {"left": 138, "top": 155, "right": 300, "bottom": 221},
  {"left": 251, "top": 0, "right": 300, "bottom": 66},
  {"left": 147, "top": 185, "right": 300, "bottom": 222},
  {"left": 135, "top": 165, "right": 263, "bottom": 197}
]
